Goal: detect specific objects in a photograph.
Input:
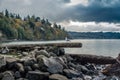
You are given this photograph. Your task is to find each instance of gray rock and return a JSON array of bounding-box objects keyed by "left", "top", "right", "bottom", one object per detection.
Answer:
[
  {"left": 16, "top": 78, "right": 28, "bottom": 80},
  {"left": 6, "top": 57, "right": 17, "bottom": 70},
  {"left": 24, "top": 66, "right": 32, "bottom": 72},
  {"left": 32, "top": 64, "right": 39, "bottom": 70},
  {"left": 14, "top": 71, "right": 21, "bottom": 79},
  {"left": 83, "top": 75, "right": 92, "bottom": 80},
  {"left": 63, "top": 69, "right": 83, "bottom": 78},
  {"left": 0, "top": 73, "right": 3, "bottom": 79},
  {"left": 43, "top": 57, "right": 64, "bottom": 73},
  {"left": 104, "top": 76, "right": 120, "bottom": 80},
  {"left": 26, "top": 71, "right": 49, "bottom": 80},
  {"left": 36, "top": 55, "right": 48, "bottom": 71},
  {"left": 85, "top": 64, "right": 96, "bottom": 71},
  {"left": 0, "top": 56, "right": 6, "bottom": 68},
  {"left": 49, "top": 74, "right": 68, "bottom": 80},
  {"left": 15, "top": 63, "right": 24, "bottom": 72},
  {"left": 2, "top": 71, "right": 15, "bottom": 80},
  {"left": 70, "top": 78, "right": 83, "bottom": 80},
  {"left": 49, "top": 52, "right": 57, "bottom": 57},
  {"left": 76, "top": 65, "right": 89, "bottom": 74},
  {"left": 24, "top": 58, "right": 36, "bottom": 66},
  {"left": 37, "top": 56, "right": 64, "bottom": 73},
  {"left": 58, "top": 48, "right": 65, "bottom": 56},
  {"left": 35, "top": 50, "right": 50, "bottom": 58},
  {"left": 22, "top": 52, "right": 29, "bottom": 56}
]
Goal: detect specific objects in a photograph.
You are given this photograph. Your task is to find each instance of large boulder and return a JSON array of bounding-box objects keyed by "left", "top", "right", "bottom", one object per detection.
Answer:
[
  {"left": 37, "top": 55, "right": 64, "bottom": 73},
  {"left": 2, "top": 71, "right": 15, "bottom": 80},
  {"left": 43, "top": 57, "right": 64, "bottom": 73},
  {"left": 49, "top": 74, "right": 68, "bottom": 80},
  {"left": 26, "top": 71, "right": 49, "bottom": 80}
]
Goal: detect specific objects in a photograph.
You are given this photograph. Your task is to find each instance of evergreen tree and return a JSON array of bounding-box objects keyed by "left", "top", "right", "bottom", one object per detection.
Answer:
[{"left": 5, "top": 9, "right": 9, "bottom": 18}]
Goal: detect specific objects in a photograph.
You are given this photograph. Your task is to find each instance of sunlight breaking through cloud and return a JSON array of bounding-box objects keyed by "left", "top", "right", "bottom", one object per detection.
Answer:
[{"left": 60, "top": 21, "right": 120, "bottom": 32}]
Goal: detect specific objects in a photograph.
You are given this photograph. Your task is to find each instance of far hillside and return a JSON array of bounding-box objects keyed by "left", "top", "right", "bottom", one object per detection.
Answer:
[
  {"left": 0, "top": 10, "right": 68, "bottom": 41},
  {"left": 68, "top": 31, "right": 120, "bottom": 39}
]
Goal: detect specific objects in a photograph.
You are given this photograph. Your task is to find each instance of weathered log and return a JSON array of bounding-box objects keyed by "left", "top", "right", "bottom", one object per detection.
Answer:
[
  {"left": 0, "top": 42, "right": 82, "bottom": 49},
  {"left": 69, "top": 54, "right": 116, "bottom": 64}
]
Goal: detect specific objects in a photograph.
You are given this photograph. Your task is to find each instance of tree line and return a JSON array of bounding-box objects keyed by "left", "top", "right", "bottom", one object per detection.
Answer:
[
  {"left": 68, "top": 31, "right": 120, "bottom": 39},
  {"left": 0, "top": 9, "right": 67, "bottom": 40}
]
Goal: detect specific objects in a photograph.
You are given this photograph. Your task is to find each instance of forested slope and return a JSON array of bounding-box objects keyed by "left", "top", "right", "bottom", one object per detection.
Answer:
[{"left": 0, "top": 10, "right": 67, "bottom": 40}]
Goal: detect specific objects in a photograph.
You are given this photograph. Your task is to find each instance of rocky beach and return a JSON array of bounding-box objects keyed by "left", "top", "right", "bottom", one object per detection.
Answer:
[{"left": 0, "top": 47, "right": 120, "bottom": 80}]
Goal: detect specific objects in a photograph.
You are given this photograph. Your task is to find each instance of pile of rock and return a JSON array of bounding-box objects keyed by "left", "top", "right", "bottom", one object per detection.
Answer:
[{"left": 0, "top": 48, "right": 120, "bottom": 80}]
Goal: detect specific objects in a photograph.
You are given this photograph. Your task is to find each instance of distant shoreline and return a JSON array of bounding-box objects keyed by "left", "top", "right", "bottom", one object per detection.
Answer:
[{"left": 68, "top": 31, "right": 120, "bottom": 39}]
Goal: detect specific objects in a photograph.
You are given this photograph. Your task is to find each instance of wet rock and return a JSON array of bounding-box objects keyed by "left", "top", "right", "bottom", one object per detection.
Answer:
[
  {"left": 2, "top": 71, "right": 15, "bottom": 80},
  {"left": 49, "top": 74, "right": 68, "bottom": 80},
  {"left": 0, "top": 56, "right": 6, "bottom": 68},
  {"left": 26, "top": 71, "right": 49, "bottom": 80},
  {"left": 63, "top": 69, "right": 83, "bottom": 78},
  {"left": 35, "top": 50, "right": 50, "bottom": 58}
]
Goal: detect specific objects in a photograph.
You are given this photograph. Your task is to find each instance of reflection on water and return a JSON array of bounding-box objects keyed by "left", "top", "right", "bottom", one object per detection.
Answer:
[{"left": 65, "top": 39, "right": 120, "bottom": 58}]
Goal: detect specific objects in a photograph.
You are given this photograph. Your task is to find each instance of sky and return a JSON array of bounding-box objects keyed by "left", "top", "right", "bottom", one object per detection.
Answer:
[{"left": 0, "top": 0, "right": 120, "bottom": 32}]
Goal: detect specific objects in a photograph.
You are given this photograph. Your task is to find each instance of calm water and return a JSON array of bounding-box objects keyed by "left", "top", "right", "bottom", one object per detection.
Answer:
[{"left": 65, "top": 39, "right": 120, "bottom": 58}]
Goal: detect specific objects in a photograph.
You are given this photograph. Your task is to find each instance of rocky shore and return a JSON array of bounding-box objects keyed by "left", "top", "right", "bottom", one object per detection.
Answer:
[{"left": 0, "top": 47, "right": 120, "bottom": 80}]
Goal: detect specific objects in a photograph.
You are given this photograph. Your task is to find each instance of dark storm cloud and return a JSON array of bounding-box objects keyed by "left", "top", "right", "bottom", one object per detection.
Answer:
[
  {"left": 0, "top": 0, "right": 120, "bottom": 22},
  {"left": 55, "top": 0, "right": 120, "bottom": 22}
]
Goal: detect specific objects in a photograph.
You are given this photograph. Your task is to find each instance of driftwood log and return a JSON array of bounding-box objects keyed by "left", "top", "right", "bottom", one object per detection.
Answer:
[
  {"left": 69, "top": 54, "right": 116, "bottom": 64},
  {"left": 0, "top": 42, "right": 82, "bottom": 49}
]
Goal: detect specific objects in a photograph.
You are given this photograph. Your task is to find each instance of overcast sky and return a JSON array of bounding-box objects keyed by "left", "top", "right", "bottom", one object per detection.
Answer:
[{"left": 0, "top": 0, "right": 120, "bottom": 32}]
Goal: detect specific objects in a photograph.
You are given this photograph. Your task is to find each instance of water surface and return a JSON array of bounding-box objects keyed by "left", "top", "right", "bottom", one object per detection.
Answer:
[{"left": 65, "top": 39, "right": 120, "bottom": 58}]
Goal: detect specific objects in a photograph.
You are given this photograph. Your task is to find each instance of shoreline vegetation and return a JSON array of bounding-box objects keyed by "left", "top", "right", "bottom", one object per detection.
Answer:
[{"left": 0, "top": 46, "right": 120, "bottom": 80}]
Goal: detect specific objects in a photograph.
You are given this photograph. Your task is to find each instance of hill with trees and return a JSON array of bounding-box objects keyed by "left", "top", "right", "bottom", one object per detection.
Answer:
[{"left": 0, "top": 10, "right": 67, "bottom": 41}]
